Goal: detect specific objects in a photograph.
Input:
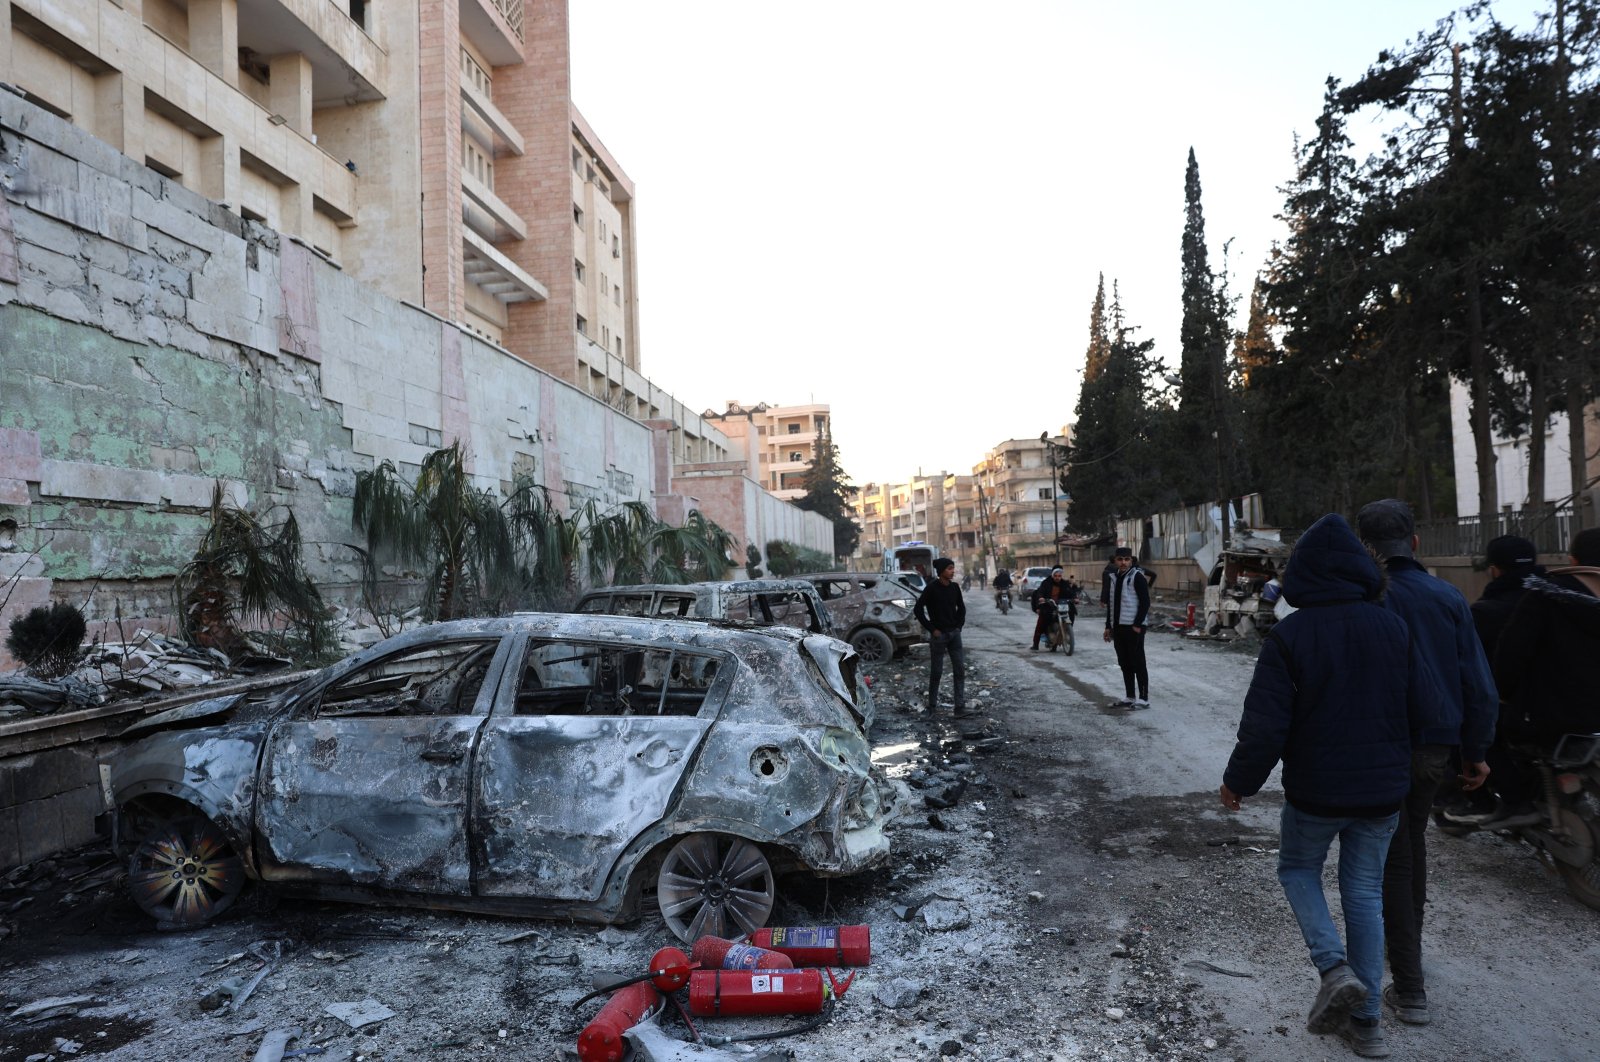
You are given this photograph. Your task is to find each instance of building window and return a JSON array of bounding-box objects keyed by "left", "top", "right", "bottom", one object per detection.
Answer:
[
  {"left": 573, "top": 205, "right": 584, "bottom": 228},
  {"left": 612, "top": 235, "right": 621, "bottom": 258},
  {"left": 574, "top": 258, "right": 585, "bottom": 283},
  {"left": 576, "top": 314, "right": 588, "bottom": 335},
  {"left": 787, "top": 424, "right": 800, "bottom": 434},
  {"left": 572, "top": 147, "right": 583, "bottom": 174},
  {"left": 1038, "top": 488, "right": 1052, "bottom": 500},
  {"left": 601, "top": 325, "right": 610, "bottom": 347},
  {"left": 614, "top": 337, "right": 622, "bottom": 355},
  {"left": 789, "top": 451, "right": 804, "bottom": 463},
  {"left": 613, "top": 283, "right": 622, "bottom": 305},
  {"left": 460, "top": 48, "right": 491, "bottom": 97}
]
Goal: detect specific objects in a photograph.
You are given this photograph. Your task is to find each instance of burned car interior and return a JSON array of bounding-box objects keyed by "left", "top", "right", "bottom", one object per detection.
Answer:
[{"left": 514, "top": 644, "right": 721, "bottom": 717}]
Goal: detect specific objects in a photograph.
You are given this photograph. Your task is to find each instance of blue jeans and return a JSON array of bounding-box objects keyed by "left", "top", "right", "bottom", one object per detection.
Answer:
[{"left": 1276, "top": 803, "right": 1397, "bottom": 1021}]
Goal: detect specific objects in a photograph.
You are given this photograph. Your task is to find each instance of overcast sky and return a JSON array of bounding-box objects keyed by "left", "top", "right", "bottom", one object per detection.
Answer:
[{"left": 568, "top": 1, "right": 1544, "bottom": 487}]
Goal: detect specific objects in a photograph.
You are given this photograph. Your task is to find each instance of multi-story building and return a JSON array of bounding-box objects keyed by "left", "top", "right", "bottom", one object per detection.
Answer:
[
  {"left": 974, "top": 432, "right": 1070, "bottom": 572},
  {"left": 703, "top": 401, "right": 832, "bottom": 502},
  {"left": 0, "top": 0, "right": 722, "bottom": 464},
  {"left": 854, "top": 482, "right": 891, "bottom": 565},
  {"left": 941, "top": 474, "right": 981, "bottom": 574}
]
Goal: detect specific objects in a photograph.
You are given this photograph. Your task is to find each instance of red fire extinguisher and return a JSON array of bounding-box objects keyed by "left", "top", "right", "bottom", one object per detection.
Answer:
[
  {"left": 691, "top": 935, "right": 794, "bottom": 970},
  {"left": 688, "top": 968, "right": 826, "bottom": 1017},
  {"left": 575, "top": 980, "right": 661, "bottom": 1062},
  {"left": 747, "top": 924, "right": 871, "bottom": 967}
]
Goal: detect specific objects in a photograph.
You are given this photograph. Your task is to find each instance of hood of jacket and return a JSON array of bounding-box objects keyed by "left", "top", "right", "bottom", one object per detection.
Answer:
[{"left": 1282, "top": 513, "right": 1384, "bottom": 608}]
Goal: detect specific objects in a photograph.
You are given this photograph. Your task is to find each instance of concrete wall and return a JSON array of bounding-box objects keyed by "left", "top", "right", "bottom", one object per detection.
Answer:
[{"left": 0, "top": 91, "right": 664, "bottom": 662}]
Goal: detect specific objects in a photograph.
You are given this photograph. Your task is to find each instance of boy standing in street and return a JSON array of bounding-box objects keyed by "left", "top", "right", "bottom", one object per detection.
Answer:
[
  {"left": 1103, "top": 547, "right": 1150, "bottom": 707},
  {"left": 1221, "top": 513, "right": 1432, "bottom": 1059},
  {"left": 914, "top": 558, "right": 970, "bottom": 715}
]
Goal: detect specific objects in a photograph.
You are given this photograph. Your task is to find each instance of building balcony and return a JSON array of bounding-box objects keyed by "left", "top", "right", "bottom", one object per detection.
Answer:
[
  {"left": 462, "top": 173, "right": 527, "bottom": 243},
  {"left": 461, "top": 81, "right": 525, "bottom": 158},
  {"left": 236, "top": 0, "right": 387, "bottom": 106},
  {"left": 460, "top": 0, "right": 525, "bottom": 65},
  {"left": 462, "top": 229, "right": 546, "bottom": 304}
]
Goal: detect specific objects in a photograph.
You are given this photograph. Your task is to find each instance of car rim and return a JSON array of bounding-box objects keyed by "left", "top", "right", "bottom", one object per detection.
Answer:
[
  {"left": 128, "top": 813, "right": 245, "bottom": 926},
  {"left": 657, "top": 834, "right": 775, "bottom": 942},
  {"left": 852, "top": 631, "right": 891, "bottom": 662}
]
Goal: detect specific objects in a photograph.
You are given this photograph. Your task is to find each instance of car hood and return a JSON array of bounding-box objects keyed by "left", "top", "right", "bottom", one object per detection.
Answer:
[{"left": 119, "top": 694, "right": 248, "bottom": 739}]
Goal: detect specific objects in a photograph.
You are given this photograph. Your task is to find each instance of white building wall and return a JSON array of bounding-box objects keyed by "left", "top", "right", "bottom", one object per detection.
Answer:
[{"left": 1450, "top": 378, "right": 1572, "bottom": 513}]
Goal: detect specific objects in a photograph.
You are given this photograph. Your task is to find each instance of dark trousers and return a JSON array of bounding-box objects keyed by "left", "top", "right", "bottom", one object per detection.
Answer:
[
  {"left": 928, "top": 630, "right": 966, "bottom": 708},
  {"left": 1110, "top": 625, "right": 1147, "bottom": 698},
  {"left": 1382, "top": 744, "right": 1451, "bottom": 995}
]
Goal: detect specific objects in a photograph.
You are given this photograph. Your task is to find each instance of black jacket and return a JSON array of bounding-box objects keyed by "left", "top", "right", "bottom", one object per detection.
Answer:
[
  {"left": 1492, "top": 573, "right": 1600, "bottom": 738},
  {"left": 1223, "top": 514, "right": 1431, "bottom": 818},
  {"left": 1471, "top": 568, "right": 1542, "bottom": 664},
  {"left": 1031, "top": 577, "right": 1066, "bottom": 612},
  {"left": 914, "top": 580, "right": 966, "bottom": 633}
]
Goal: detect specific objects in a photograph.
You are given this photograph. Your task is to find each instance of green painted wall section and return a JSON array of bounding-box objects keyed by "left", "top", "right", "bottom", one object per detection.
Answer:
[{"left": 1, "top": 304, "right": 361, "bottom": 584}]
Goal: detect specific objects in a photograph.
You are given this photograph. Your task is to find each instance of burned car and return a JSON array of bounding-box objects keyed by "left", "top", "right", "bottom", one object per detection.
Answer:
[
  {"left": 105, "top": 614, "right": 891, "bottom": 941},
  {"left": 795, "top": 572, "right": 923, "bottom": 662},
  {"left": 574, "top": 579, "right": 834, "bottom": 637}
]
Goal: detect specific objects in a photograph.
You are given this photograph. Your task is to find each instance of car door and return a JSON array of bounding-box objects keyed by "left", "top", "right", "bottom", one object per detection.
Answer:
[
  {"left": 472, "top": 637, "right": 724, "bottom": 901},
  {"left": 254, "top": 635, "right": 509, "bottom": 895}
]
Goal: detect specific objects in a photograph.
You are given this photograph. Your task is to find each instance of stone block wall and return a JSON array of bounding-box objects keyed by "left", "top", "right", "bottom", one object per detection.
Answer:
[{"left": 0, "top": 91, "right": 669, "bottom": 664}]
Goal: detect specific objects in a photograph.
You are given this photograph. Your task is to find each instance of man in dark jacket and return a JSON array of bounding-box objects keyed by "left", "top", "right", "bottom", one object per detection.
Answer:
[
  {"left": 1029, "top": 566, "right": 1068, "bottom": 650},
  {"left": 914, "top": 558, "right": 969, "bottom": 715},
  {"left": 1356, "top": 499, "right": 1496, "bottom": 1029},
  {"left": 1470, "top": 535, "right": 1542, "bottom": 660},
  {"left": 1221, "top": 514, "right": 1431, "bottom": 1060},
  {"left": 1104, "top": 548, "right": 1151, "bottom": 708}
]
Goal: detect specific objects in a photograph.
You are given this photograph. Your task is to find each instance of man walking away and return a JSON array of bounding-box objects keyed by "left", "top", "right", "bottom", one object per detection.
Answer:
[
  {"left": 1355, "top": 499, "right": 1497, "bottom": 1030},
  {"left": 1221, "top": 513, "right": 1432, "bottom": 1059},
  {"left": 1103, "top": 547, "right": 1150, "bottom": 708},
  {"left": 914, "top": 558, "right": 970, "bottom": 716}
]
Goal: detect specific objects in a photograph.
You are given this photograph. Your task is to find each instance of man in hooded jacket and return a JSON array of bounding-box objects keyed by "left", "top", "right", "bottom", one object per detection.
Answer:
[
  {"left": 1221, "top": 514, "right": 1434, "bottom": 1060},
  {"left": 1356, "top": 499, "right": 1496, "bottom": 1029}
]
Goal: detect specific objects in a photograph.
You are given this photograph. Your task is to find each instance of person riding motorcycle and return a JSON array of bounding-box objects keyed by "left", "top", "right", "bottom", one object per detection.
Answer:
[
  {"left": 993, "top": 568, "right": 1013, "bottom": 610},
  {"left": 1030, "top": 567, "right": 1069, "bottom": 650}
]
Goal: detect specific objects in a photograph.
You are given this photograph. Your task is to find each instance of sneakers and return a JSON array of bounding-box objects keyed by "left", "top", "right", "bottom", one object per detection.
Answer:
[
  {"left": 1443, "top": 799, "right": 1540, "bottom": 827},
  {"left": 1381, "top": 984, "right": 1430, "bottom": 1025},
  {"left": 1336, "top": 1015, "right": 1391, "bottom": 1058},
  {"left": 1307, "top": 963, "right": 1367, "bottom": 1034},
  {"left": 1110, "top": 698, "right": 1135, "bottom": 709},
  {"left": 1130, "top": 697, "right": 1150, "bottom": 710},
  {"left": 1029, "top": 643, "right": 1039, "bottom": 651}
]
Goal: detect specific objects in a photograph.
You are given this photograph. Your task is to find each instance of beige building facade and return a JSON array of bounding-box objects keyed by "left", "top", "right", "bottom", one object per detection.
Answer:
[
  {"left": 703, "top": 401, "right": 832, "bottom": 502},
  {"left": 1, "top": 0, "right": 721, "bottom": 465}
]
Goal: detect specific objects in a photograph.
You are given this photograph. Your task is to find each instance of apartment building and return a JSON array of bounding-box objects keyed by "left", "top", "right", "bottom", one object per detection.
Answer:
[
  {"left": 941, "top": 473, "right": 981, "bottom": 574},
  {"left": 973, "top": 433, "right": 1070, "bottom": 571},
  {"left": 703, "top": 401, "right": 832, "bottom": 501},
  {"left": 854, "top": 481, "right": 891, "bottom": 563},
  {"left": 1, "top": 0, "right": 722, "bottom": 464}
]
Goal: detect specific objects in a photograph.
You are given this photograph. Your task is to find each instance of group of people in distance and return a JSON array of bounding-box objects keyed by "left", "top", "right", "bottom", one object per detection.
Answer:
[{"left": 1222, "top": 500, "right": 1600, "bottom": 1058}]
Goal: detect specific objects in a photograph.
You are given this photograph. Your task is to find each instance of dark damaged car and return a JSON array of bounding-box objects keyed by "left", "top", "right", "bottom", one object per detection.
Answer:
[{"left": 105, "top": 614, "right": 892, "bottom": 941}]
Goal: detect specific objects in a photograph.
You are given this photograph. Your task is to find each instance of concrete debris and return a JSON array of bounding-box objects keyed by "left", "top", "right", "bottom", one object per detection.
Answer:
[
  {"left": 627, "top": 1017, "right": 790, "bottom": 1060},
  {"left": 8, "top": 995, "right": 95, "bottom": 1021},
  {"left": 323, "top": 999, "right": 396, "bottom": 1029},
  {"left": 251, "top": 1026, "right": 300, "bottom": 1062},
  {"left": 873, "top": 977, "right": 925, "bottom": 1009},
  {"left": 919, "top": 899, "right": 970, "bottom": 931},
  {"left": 0, "top": 675, "right": 105, "bottom": 716}
]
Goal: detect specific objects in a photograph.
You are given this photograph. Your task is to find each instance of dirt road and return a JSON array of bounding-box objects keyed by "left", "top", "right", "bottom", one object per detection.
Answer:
[{"left": 1, "top": 599, "right": 1595, "bottom": 1060}]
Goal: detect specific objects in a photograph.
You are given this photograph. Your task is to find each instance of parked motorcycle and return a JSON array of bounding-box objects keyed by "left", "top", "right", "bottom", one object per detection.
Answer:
[
  {"left": 1436, "top": 733, "right": 1600, "bottom": 911},
  {"left": 995, "top": 588, "right": 1012, "bottom": 614},
  {"left": 1037, "top": 598, "right": 1074, "bottom": 655}
]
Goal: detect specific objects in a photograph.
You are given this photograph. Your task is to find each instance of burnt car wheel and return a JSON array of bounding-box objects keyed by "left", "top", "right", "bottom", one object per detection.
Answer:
[
  {"left": 657, "top": 833, "right": 775, "bottom": 942},
  {"left": 849, "top": 627, "right": 895, "bottom": 663},
  {"left": 127, "top": 810, "right": 245, "bottom": 927}
]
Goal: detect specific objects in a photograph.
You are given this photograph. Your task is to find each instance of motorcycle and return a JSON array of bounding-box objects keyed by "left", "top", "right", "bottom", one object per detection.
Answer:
[
  {"left": 1436, "top": 733, "right": 1600, "bottom": 911},
  {"left": 1037, "top": 597, "right": 1074, "bottom": 655},
  {"left": 995, "top": 588, "right": 1012, "bottom": 613}
]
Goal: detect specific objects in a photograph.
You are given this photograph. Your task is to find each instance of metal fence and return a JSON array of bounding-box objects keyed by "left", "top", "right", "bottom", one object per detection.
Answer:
[{"left": 1415, "top": 506, "right": 1578, "bottom": 559}]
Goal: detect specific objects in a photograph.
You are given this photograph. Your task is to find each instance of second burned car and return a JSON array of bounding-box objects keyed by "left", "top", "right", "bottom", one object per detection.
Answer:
[
  {"left": 105, "top": 614, "right": 892, "bottom": 942},
  {"left": 795, "top": 572, "right": 924, "bottom": 662}
]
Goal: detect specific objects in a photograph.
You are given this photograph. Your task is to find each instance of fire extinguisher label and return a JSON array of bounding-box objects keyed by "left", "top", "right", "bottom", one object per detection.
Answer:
[
  {"left": 770, "top": 927, "right": 836, "bottom": 949},
  {"left": 751, "top": 975, "right": 779, "bottom": 993}
]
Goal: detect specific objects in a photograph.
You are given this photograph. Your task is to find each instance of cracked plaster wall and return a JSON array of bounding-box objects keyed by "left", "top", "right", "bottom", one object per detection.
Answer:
[{"left": 0, "top": 93, "right": 662, "bottom": 664}]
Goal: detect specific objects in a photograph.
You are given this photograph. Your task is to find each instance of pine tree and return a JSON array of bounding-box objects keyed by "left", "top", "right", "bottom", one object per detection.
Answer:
[
  {"left": 1064, "top": 281, "right": 1158, "bottom": 530},
  {"left": 1175, "top": 149, "right": 1240, "bottom": 508},
  {"left": 793, "top": 423, "right": 862, "bottom": 560}
]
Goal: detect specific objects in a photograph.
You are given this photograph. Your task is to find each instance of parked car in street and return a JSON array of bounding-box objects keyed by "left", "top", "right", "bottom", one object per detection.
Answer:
[
  {"left": 795, "top": 572, "right": 923, "bottom": 662},
  {"left": 574, "top": 578, "right": 833, "bottom": 638},
  {"left": 1018, "top": 567, "right": 1054, "bottom": 596},
  {"left": 106, "top": 614, "right": 891, "bottom": 942},
  {"left": 882, "top": 570, "right": 926, "bottom": 596}
]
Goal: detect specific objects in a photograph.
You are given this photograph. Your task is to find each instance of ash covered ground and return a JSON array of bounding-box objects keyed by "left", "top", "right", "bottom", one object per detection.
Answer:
[{"left": 2, "top": 600, "right": 1596, "bottom": 1061}]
